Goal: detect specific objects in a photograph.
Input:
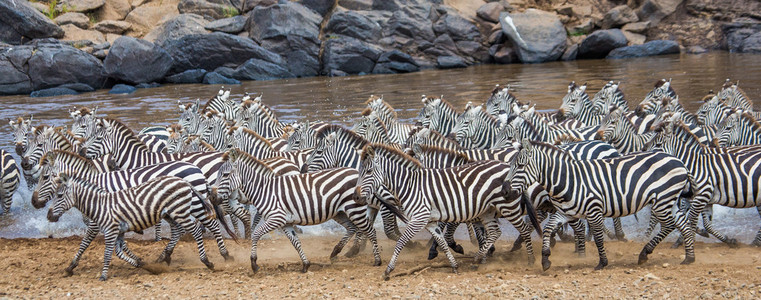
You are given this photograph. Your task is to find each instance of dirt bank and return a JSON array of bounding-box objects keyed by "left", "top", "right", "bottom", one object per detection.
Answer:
[{"left": 1, "top": 236, "right": 760, "bottom": 298}]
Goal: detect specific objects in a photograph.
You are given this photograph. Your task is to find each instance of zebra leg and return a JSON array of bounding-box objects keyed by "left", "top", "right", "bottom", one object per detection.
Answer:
[
  {"left": 383, "top": 218, "right": 428, "bottom": 280},
  {"left": 181, "top": 216, "right": 214, "bottom": 270},
  {"left": 644, "top": 210, "right": 659, "bottom": 237},
  {"left": 638, "top": 204, "right": 677, "bottom": 266},
  {"left": 698, "top": 206, "right": 713, "bottom": 238},
  {"left": 427, "top": 222, "right": 447, "bottom": 260},
  {"left": 345, "top": 206, "right": 376, "bottom": 257},
  {"left": 153, "top": 223, "right": 162, "bottom": 241},
  {"left": 64, "top": 220, "right": 100, "bottom": 276},
  {"left": 613, "top": 218, "right": 626, "bottom": 241},
  {"left": 424, "top": 222, "right": 459, "bottom": 273},
  {"left": 753, "top": 206, "right": 761, "bottom": 247},
  {"left": 567, "top": 218, "right": 586, "bottom": 256},
  {"left": 221, "top": 196, "right": 242, "bottom": 238},
  {"left": 473, "top": 218, "right": 501, "bottom": 265},
  {"left": 699, "top": 207, "right": 738, "bottom": 247},
  {"left": 467, "top": 223, "right": 479, "bottom": 246},
  {"left": 281, "top": 225, "right": 310, "bottom": 273},
  {"left": 470, "top": 222, "right": 493, "bottom": 256},
  {"left": 99, "top": 227, "right": 119, "bottom": 281},
  {"left": 330, "top": 213, "right": 358, "bottom": 261},
  {"left": 445, "top": 223, "right": 464, "bottom": 254},
  {"left": 540, "top": 213, "right": 562, "bottom": 271},
  {"left": 380, "top": 206, "right": 403, "bottom": 240},
  {"left": 673, "top": 208, "right": 696, "bottom": 264},
  {"left": 115, "top": 236, "right": 143, "bottom": 268},
  {"left": 586, "top": 211, "right": 609, "bottom": 270},
  {"left": 198, "top": 215, "right": 232, "bottom": 261},
  {"left": 505, "top": 214, "right": 537, "bottom": 265},
  {"left": 156, "top": 220, "right": 184, "bottom": 265},
  {"left": 250, "top": 217, "right": 285, "bottom": 274},
  {"left": 345, "top": 204, "right": 382, "bottom": 266}
]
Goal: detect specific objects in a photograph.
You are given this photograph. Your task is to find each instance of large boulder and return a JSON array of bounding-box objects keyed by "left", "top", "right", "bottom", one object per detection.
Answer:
[
  {"left": 108, "top": 83, "right": 136, "bottom": 94},
  {"left": 601, "top": 5, "right": 639, "bottom": 29},
  {"left": 30, "top": 87, "right": 79, "bottom": 97},
  {"left": 247, "top": 2, "right": 322, "bottom": 77},
  {"left": 178, "top": 0, "right": 239, "bottom": 20},
  {"left": 436, "top": 12, "right": 481, "bottom": 42},
  {"left": 203, "top": 72, "right": 240, "bottom": 84},
  {"left": 242, "top": 0, "right": 277, "bottom": 13},
  {"left": 231, "top": 58, "right": 295, "bottom": 80},
  {"left": 324, "top": 9, "right": 382, "bottom": 41},
  {"left": 0, "top": 45, "right": 35, "bottom": 94},
  {"left": 61, "top": 24, "right": 106, "bottom": 44},
  {"left": 437, "top": 55, "right": 467, "bottom": 69},
  {"left": 500, "top": 9, "right": 567, "bottom": 63},
  {"left": 165, "top": 69, "right": 207, "bottom": 83},
  {"left": 636, "top": 0, "right": 682, "bottom": 26},
  {"left": 60, "top": 0, "right": 106, "bottom": 12},
  {"left": 297, "top": 0, "right": 335, "bottom": 16},
  {"left": 740, "top": 32, "right": 761, "bottom": 53},
  {"left": 125, "top": 4, "right": 179, "bottom": 35},
  {"left": 54, "top": 12, "right": 90, "bottom": 29},
  {"left": 144, "top": 14, "right": 209, "bottom": 47},
  {"left": 477, "top": 2, "right": 504, "bottom": 23},
  {"left": 606, "top": 40, "right": 680, "bottom": 59},
  {"left": 204, "top": 15, "right": 246, "bottom": 33},
  {"left": 96, "top": 0, "right": 131, "bottom": 21},
  {"left": 321, "top": 36, "right": 382, "bottom": 75},
  {"left": 372, "top": 50, "right": 420, "bottom": 74},
  {"left": 577, "top": 29, "right": 628, "bottom": 59},
  {"left": 23, "top": 41, "right": 105, "bottom": 92},
  {"left": 0, "top": 0, "right": 64, "bottom": 44},
  {"left": 104, "top": 37, "right": 173, "bottom": 84},
  {"left": 163, "top": 32, "right": 284, "bottom": 74},
  {"left": 384, "top": 7, "right": 436, "bottom": 43}
]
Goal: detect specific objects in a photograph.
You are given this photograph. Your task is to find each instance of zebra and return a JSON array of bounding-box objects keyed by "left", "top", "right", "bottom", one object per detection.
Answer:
[
  {"left": 165, "top": 124, "right": 187, "bottom": 154},
  {"left": 9, "top": 116, "right": 33, "bottom": 156},
  {"left": 715, "top": 110, "right": 761, "bottom": 147},
  {"left": 196, "top": 110, "right": 233, "bottom": 151},
  {"left": 591, "top": 81, "right": 630, "bottom": 115},
  {"left": 405, "top": 126, "right": 462, "bottom": 150},
  {"left": 450, "top": 102, "right": 505, "bottom": 149},
  {"left": 352, "top": 109, "right": 397, "bottom": 146},
  {"left": 1, "top": 150, "right": 20, "bottom": 215},
  {"left": 506, "top": 139, "right": 696, "bottom": 271},
  {"left": 203, "top": 88, "right": 240, "bottom": 121},
  {"left": 236, "top": 96, "right": 287, "bottom": 139},
  {"left": 210, "top": 148, "right": 381, "bottom": 273},
  {"left": 70, "top": 106, "right": 168, "bottom": 153},
  {"left": 356, "top": 144, "right": 542, "bottom": 280},
  {"left": 21, "top": 126, "right": 88, "bottom": 180},
  {"left": 69, "top": 107, "right": 98, "bottom": 140},
  {"left": 596, "top": 105, "right": 658, "bottom": 153},
  {"left": 717, "top": 79, "right": 754, "bottom": 111},
  {"left": 696, "top": 94, "right": 733, "bottom": 128},
  {"left": 80, "top": 118, "right": 252, "bottom": 239},
  {"left": 485, "top": 84, "right": 519, "bottom": 116},
  {"left": 47, "top": 173, "right": 228, "bottom": 281},
  {"left": 179, "top": 99, "right": 203, "bottom": 135},
  {"left": 418, "top": 95, "right": 460, "bottom": 136},
  {"left": 558, "top": 82, "right": 605, "bottom": 127},
  {"left": 364, "top": 95, "right": 415, "bottom": 144},
  {"left": 635, "top": 78, "right": 677, "bottom": 116},
  {"left": 508, "top": 109, "right": 599, "bottom": 144},
  {"left": 648, "top": 117, "right": 761, "bottom": 246},
  {"left": 229, "top": 126, "right": 313, "bottom": 168},
  {"left": 285, "top": 121, "right": 328, "bottom": 151}
]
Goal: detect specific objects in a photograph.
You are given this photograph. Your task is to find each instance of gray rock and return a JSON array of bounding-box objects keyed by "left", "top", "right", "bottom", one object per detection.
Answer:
[
  {"left": 555, "top": 5, "right": 574, "bottom": 17},
  {"left": 337, "top": 0, "right": 372, "bottom": 10},
  {"left": 606, "top": 40, "right": 680, "bottom": 59},
  {"left": 372, "top": 50, "right": 420, "bottom": 74},
  {"left": 203, "top": 72, "right": 240, "bottom": 84},
  {"left": 93, "top": 42, "right": 110, "bottom": 50},
  {"left": 489, "top": 44, "right": 517, "bottom": 64},
  {"left": 686, "top": 45, "right": 707, "bottom": 54},
  {"left": 477, "top": 2, "right": 504, "bottom": 23},
  {"left": 622, "top": 31, "right": 646, "bottom": 45},
  {"left": 135, "top": 82, "right": 161, "bottom": 88},
  {"left": 242, "top": 0, "right": 277, "bottom": 13},
  {"left": 163, "top": 32, "right": 283, "bottom": 74},
  {"left": 601, "top": 5, "right": 638, "bottom": 29},
  {"left": 500, "top": 9, "right": 567, "bottom": 63},
  {"left": 384, "top": 8, "right": 436, "bottom": 43},
  {"left": 178, "top": 0, "right": 239, "bottom": 20},
  {"left": 204, "top": 15, "right": 246, "bottom": 33},
  {"left": 725, "top": 28, "right": 757, "bottom": 52},
  {"left": 108, "top": 83, "right": 136, "bottom": 94},
  {"left": 740, "top": 32, "right": 761, "bottom": 53},
  {"left": 321, "top": 36, "right": 382, "bottom": 75},
  {"left": 213, "top": 66, "right": 235, "bottom": 78},
  {"left": 636, "top": 0, "right": 682, "bottom": 26},
  {"left": 439, "top": 13, "right": 481, "bottom": 42},
  {"left": 93, "top": 49, "right": 107, "bottom": 59},
  {"left": 61, "top": 0, "right": 106, "bottom": 12},
  {"left": 231, "top": 58, "right": 294, "bottom": 80},
  {"left": 28, "top": 43, "right": 106, "bottom": 91},
  {"left": 622, "top": 21, "right": 650, "bottom": 34},
  {"left": 104, "top": 36, "right": 174, "bottom": 84},
  {"left": 561, "top": 44, "right": 578, "bottom": 60},
  {"left": 437, "top": 55, "right": 467, "bottom": 69},
  {"left": 165, "top": 69, "right": 208, "bottom": 83},
  {"left": 298, "top": 0, "right": 334, "bottom": 16},
  {"left": 54, "top": 12, "right": 90, "bottom": 29},
  {"left": 577, "top": 29, "right": 628, "bottom": 59},
  {"left": 0, "top": 0, "right": 64, "bottom": 44},
  {"left": 144, "top": 14, "right": 210, "bottom": 47},
  {"left": 325, "top": 10, "right": 382, "bottom": 41},
  {"left": 93, "top": 20, "right": 132, "bottom": 34},
  {"left": 58, "top": 82, "right": 95, "bottom": 92},
  {"left": 30, "top": 87, "right": 79, "bottom": 97},
  {"left": 571, "top": 19, "right": 594, "bottom": 35},
  {"left": 247, "top": 2, "right": 322, "bottom": 77}
]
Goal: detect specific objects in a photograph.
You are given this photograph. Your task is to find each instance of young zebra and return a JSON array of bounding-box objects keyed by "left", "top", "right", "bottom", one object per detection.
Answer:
[
  {"left": 450, "top": 103, "right": 504, "bottom": 149},
  {"left": 485, "top": 84, "right": 519, "bottom": 116},
  {"left": 717, "top": 79, "right": 754, "bottom": 111},
  {"left": 364, "top": 95, "right": 415, "bottom": 144},
  {"left": 210, "top": 149, "right": 381, "bottom": 273},
  {"left": 47, "top": 174, "right": 221, "bottom": 281},
  {"left": 33, "top": 150, "right": 234, "bottom": 269},
  {"left": 506, "top": 139, "right": 696, "bottom": 271},
  {"left": 715, "top": 110, "right": 761, "bottom": 147},
  {"left": 418, "top": 95, "right": 460, "bottom": 136},
  {"left": 357, "top": 144, "right": 542, "bottom": 279},
  {"left": 635, "top": 78, "right": 677, "bottom": 116},
  {"left": 9, "top": 116, "right": 33, "bottom": 156},
  {"left": 1, "top": 150, "right": 20, "bottom": 214}
]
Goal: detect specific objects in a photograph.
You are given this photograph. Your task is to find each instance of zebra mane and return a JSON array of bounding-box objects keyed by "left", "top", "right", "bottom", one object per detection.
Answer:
[
  {"left": 42, "top": 149, "right": 100, "bottom": 172},
  {"left": 415, "top": 144, "right": 469, "bottom": 162},
  {"left": 461, "top": 104, "right": 500, "bottom": 126},
  {"left": 362, "top": 143, "right": 423, "bottom": 169},
  {"left": 60, "top": 172, "right": 107, "bottom": 193},
  {"left": 739, "top": 112, "right": 761, "bottom": 130},
  {"left": 654, "top": 79, "right": 667, "bottom": 88},
  {"left": 223, "top": 149, "right": 276, "bottom": 176},
  {"left": 368, "top": 96, "right": 398, "bottom": 120},
  {"left": 671, "top": 121, "right": 709, "bottom": 150},
  {"left": 425, "top": 96, "right": 456, "bottom": 113},
  {"left": 528, "top": 140, "right": 573, "bottom": 158},
  {"left": 102, "top": 118, "right": 152, "bottom": 150},
  {"left": 229, "top": 126, "right": 273, "bottom": 149},
  {"left": 14, "top": 116, "right": 24, "bottom": 124},
  {"left": 316, "top": 124, "right": 369, "bottom": 148}
]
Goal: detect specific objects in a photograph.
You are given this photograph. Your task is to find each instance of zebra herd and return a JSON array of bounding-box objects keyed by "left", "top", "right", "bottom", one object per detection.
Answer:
[{"left": 3, "top": 78, "right": 761, "bottom": 281}]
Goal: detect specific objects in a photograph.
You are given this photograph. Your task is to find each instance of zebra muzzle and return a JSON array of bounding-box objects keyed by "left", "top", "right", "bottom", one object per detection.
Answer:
[
  {"left": 20, "top": 157, "right": 31, "bottom": 170},
  {"left": 77, "top": 147, "right": 87, "bottom": 157},
  {"left": 15, "top": 143, "right": 24, "bottom": 156},
  {"left": 353, "top": 187, "right": 366, "bottom": 205},
  {"left": 47, "top": 209, "right": 60, "bottom": 222},
  {"left": 31, "top": 191, "right": 45, "bottom": 209}
]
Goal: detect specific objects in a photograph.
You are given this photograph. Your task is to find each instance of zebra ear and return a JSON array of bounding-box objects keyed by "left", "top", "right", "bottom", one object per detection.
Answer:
[
  {"left": 520, "top": 138, "right": 532, "bottom": 151},
  {"left": 580, "top": 83, "right": 587, "bottom": 93}
]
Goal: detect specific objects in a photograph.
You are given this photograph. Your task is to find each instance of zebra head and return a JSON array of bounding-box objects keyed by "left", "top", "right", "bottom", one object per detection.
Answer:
[
  {"left": 591, "top": 81, "right": 616, "bottom": 115},
  {"left": 636, "top": 79, "right": 674, "bottom": 116},
  {"left": 47, "top": 172, "right": 77, "bottom": 222},
  {"left": 696, "top": 94, "right": 722, "bottom": 126},
  {"left": 70, "top": 106, "right": 98, "bottom": 140},
  {"left": 452, "top": 102, "right": 498, "bottom": 149},
  {"left": 365, "top": 95, "right": 395, "bottom": 125},
  {"left": 356, "top": 145, "right": 379, "bottom": 206},
  {"left": 211, "top": 149, "right": 244, "bottom": 204},
  {"left": 179, "top": 99, "right": 202, "bottom": 134},
  {"left": 417, "top": 96, "right": 440, "bottom": 130},
  {"left": 31, "top": 152, "right": 58, "bottom": 209},
  {"left": 304, "top": 132, "right": 338, "bottom": 172},
  {"left": 81, "top": 118, "right": 126, "bottom": 160},
  {"left": 165, "top": 124, "right": 186, "bottom": 154},
  {"left": 715, "top": 110, "right": 742, "bottom": 147},
  {"left": 485, "top": 84, "right": 516, "bottom": 116},
  {"left": 595, "top": 105, "right": 626, "bottom": 142},
  {"left": 285, "top": 122, "right": 303, "bottom": 151},
  {"left": 21, "top": 126, "right": 58, "bottom": 176},
  {"left": 558, "top": 81, "right": 588, "bottom": 119},
  {"left": 9, "top": 115, "right": 33, "bottom": 156},
  {"left": 505, "top": 139, "right": 535, "bottom": 193}
]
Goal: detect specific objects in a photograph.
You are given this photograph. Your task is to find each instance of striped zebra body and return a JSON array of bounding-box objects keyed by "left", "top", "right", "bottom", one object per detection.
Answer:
[
  {"left": 518, "top": 105, "right": 586, "bottom": 130},
  {"left": 591, "top": 81, "right": 629, "bottom": 115},
  {"left": 597, "top": 107, "right": 658, "bottom": 153},
  {"left": 405, "top": 127, "right": 462, "bottom": 150},
  {"left": 203, "top": 89, "right": 240, "bottom": 120},
  {"left": 559, "top": 82, "right": 604, "bottom": 126},
  {"left": 357, "top": 144, "right": 542, "bottom": 279},
  {"left": 715, "top": 111, "right": 761, "bottom": 147},
  {"left": 649, "top": 119, "right": 761, "bottom": 246},
  {"left": 451, "top": 103, "right": 504, "bottom": 149},
  {"left": 268, "top": 137, "right": 289, "bottom": 152},
  {"left": 286, "top": 121, "right": 328, "bottom": 151},
  {"left": 635, "top": 79, "right": 677, "bottom": 116},
  {"left": 138, "top": 126, "right": 171, "bottom": 141},
  {"left": 305, "top": 125, "right": 368, "bottom": 171},
  {"left": 364, "top": 95, "right": 415, "bottom": 144},
  {"left": 1, "top": 150, "right": 20, "bottom": 214},
  {"left": 22, "top": 126, "right": 88, "bottom": 179},
  {"left": 237, "top": 97, "right": 287, "bottom": 138},
  {"left": 509, "top": 114, "right": 599, "bottom": 144},
  {"left": 197, "top": 110, "right": 232, "bottom": 151},
  {"left": 485, "top": 84, "right": 519, "bottom": 116},
  {"left": 47, "top": 174, "right": 223, "bottom": 281},
  {"left": 418, "top": 96, "right": 460, "bottom": 136},
  {"left": 9, "top": 116, "right": 33, "bottom": 156},
  {"left": 697, "top": 94, "right": 733, "bottom": 128},
  {"left": 230, "top": 127, "right": 313, "bottom": 168},
  {"left": 507, "top": 140, "right": 695, "bottom": 270},
  {"left": 211, "top": 149, "right": 381, "bottom": 273}
]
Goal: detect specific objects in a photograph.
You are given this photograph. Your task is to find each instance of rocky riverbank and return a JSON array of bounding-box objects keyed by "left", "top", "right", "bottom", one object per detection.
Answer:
[{"left": 1, "top": 0, "right": 760, "bottom": 96}]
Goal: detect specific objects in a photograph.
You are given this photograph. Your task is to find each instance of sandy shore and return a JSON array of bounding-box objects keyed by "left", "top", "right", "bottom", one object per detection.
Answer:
[{"left": 1, "top": 235, "right": 760, "bottom": 298}]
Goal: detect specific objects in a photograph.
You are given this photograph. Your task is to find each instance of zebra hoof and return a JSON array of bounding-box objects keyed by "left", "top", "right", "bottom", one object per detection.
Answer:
[
  {"left": 301, "top": 262, "right": 310, "bottom": 273},
  {"left": 452, "top": 266, "right": 459, "bottom": 274},
  {"left": 727, "top": 239, "right": 740, "bottom": 248},
  {"left": 681, "top": 256, "right": 695, "bottom": 265},
  {"left": 99, "top": 275, "right": 108, "bottom": 281},
  {"left": 508, "top": 241, "right": 522, "bottom": 252},
  {"left": 136, "top": 259, "right": 145, "bottom": 268},
  {"left": 637, "top": 249, "right": 650, "bottom": 265},
  {"left": 487, "top": 245, "right": 495, "bottom": 257},
  {"left": 344, "top": 245, "right": 360, "bottom": 258},
  {"left": 202, "top": 259, "right": 214, "bottom": 270},
  {"left": 541, "top": 257, "right": 551, "bottom": 271},
  {"left": 223, "top": 253, "right": 234, "bottom": 262},
  {"left": 330, "top": 246, "right": 342, "bottom": 260},
  {"left": 577, "top": 251, "right": 586, "bottom": 258},
  {"left": 752, "top": 240, "right": 761, "bottom": 247},
  {"left": 427, "top": 248, "right": 439, "bottom": 261},
  {"left": 670, "top": 240, "right": 683, "bottom": 249},
  {"left": 450, "top": 243, "right": 464, "bottom": 255},
  {"left": 594, "top": 260, "right": 607, "bottom": 270},
  {"left": 697, "top": 229, "right": 710, "bottom": 238},
  {"left": 64, "top": 268, "right": 75, "bottom": 277},
  {"left": 383, "top": 272, "right": 391, "bottom": 281},
  {"left": 373, "top": 258, "right": 382, "bottom": 267},
  {"left": 156, "top": 253, "right": 172, "bottom": 265}
]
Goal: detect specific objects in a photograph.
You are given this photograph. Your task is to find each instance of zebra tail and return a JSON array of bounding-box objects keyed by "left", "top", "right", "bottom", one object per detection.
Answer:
[
  {"left": 191, "top": 188, "right": 239, "bottom": 243},
  {"left": 521, "top": 193, "right": 543, "bottom": 237},
  {"left": 376, "top": 197, "right": 408, "bottom": 224},
  {"left": 213, "top": 202, "right": 239, "bottom": 244}
]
